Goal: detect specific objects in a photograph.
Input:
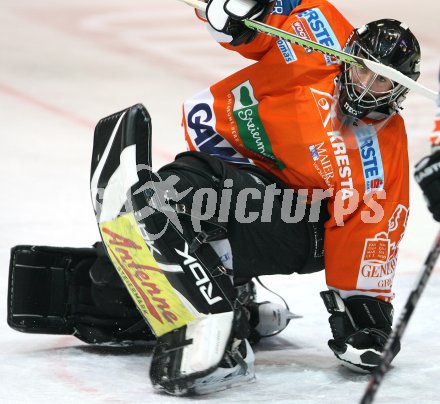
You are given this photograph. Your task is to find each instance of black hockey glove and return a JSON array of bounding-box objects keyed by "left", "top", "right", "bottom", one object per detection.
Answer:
[
  {"left": 414, "top": 149, "right": 440, "bottom": 221},
  {"left": 320, "top": 291, "right": 400, "bottom": 373},
  {"left": 7, "top": 243, "right": 154, "bottom": 345},
  {"left": 206, "top": 0, "right": 274, "bottom": 46}
]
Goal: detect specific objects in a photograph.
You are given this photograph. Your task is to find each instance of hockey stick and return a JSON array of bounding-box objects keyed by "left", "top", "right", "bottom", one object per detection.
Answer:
[
  {"left": 177, "top": 0, "right": 438, "bottom": 101},
  {"left": 361, "top": 67, "right": 440, "bottom": 403},
  {"left": 360, "top": 228, "right": 440, "bottom": 404}
]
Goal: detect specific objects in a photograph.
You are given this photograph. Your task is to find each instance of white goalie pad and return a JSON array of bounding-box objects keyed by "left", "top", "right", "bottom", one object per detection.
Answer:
[{"left": 180, "top": 311, "right": 234, "bottom": 374}]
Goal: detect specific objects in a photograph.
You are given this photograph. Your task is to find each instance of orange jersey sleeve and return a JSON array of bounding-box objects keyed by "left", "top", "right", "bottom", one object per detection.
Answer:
[
  {"left": 206, "top": 0, "right": 352, "bottom": 61},
  {"left": 324, "top": 116, "right": 410, "bottom": 302}
]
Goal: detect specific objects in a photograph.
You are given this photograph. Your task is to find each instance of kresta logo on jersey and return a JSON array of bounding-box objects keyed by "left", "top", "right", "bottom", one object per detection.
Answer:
[
  {"left": 231, "top": 80, "right": 285, "bottom": 169},
  {"left": 296, "top": 8, "right": 341, "bottom": 65},
  {"left": 309, "top": 88, "right": 354, "bottom": 198}
]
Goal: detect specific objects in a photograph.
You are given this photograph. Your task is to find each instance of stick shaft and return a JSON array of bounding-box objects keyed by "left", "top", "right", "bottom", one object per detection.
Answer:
[
  {"left": 178, "top": 0, "right": 438, "bottom": 101},
  {"left": 360, "top": 229, "right": 440, "bottom": 404}
]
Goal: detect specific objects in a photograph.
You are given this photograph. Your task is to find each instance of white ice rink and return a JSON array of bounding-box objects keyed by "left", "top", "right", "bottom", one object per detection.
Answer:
[{"left": 0, "top": 0, "right": 439, "bottom": 402}]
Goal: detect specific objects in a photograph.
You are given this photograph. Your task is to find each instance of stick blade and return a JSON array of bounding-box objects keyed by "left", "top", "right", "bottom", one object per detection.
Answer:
[{"left": 363, "top": 59, "right": 438, "bottom": 101}]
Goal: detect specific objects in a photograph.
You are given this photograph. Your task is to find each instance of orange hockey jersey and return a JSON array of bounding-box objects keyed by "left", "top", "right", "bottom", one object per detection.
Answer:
[{"left": 182, "top": 0, "right": 409, "bottom": 301}]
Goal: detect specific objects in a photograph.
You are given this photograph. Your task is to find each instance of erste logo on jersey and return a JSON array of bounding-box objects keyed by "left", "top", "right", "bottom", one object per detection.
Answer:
[
  {"left": 355, "top": 127, "right": 385, "bottom": 193},
  {"left": 296, "top": 8, "right": 341, "bottom": 65}
]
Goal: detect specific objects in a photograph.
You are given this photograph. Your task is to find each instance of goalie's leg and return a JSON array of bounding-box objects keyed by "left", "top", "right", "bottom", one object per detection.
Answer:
[
  {"left": 90, "top": 104, "right": 256, "bottom": 395},
  {"left": 90, "top": 105, "right": 325, "bottom": 395},
  {"left": 144, "top": 151, "right": 325, "bottom": 394},
  {"left": 136, "top": 157, "right": 255, "bottom": 395},
  {"left": 156, "top": 151, "right": 325, "bottom": 284}
]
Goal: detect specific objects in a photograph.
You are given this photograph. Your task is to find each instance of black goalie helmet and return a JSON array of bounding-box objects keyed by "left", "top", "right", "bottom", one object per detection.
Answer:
[{"left": 337, "top": 19, "right": 421, "bottom": 119}]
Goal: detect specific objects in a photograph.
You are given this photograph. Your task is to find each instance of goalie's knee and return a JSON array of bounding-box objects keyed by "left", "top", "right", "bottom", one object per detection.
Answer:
[{"left": 156, "top": 151, "right": 325, "bottom": 281}]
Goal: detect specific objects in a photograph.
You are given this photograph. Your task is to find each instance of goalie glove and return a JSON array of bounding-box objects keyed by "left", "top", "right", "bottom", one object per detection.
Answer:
[
  {"left": 320, "top": 291, "right": 400, "bottom": 373},
  {"left": 206, "top": 0, "right": 274, "bottom": 45}
]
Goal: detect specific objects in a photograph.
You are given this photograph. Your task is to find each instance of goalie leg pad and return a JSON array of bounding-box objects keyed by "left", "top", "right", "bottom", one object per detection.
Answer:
[
  {"left": 150, "top": 312, "right": 255, "bottom": 395},
  {"left": 91, "top": 104, "right": 243, "bottom": 389},
  {"left": 8, "top": 245, "right": 95, "bottom": 335},
  {"left": 8, "top": 244, "right": 153, "bottom": 344}
]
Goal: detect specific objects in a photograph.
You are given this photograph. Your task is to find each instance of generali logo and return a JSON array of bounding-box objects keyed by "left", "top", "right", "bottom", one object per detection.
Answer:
[{"left": 357, "top": 204, "right": 409, "bottom": 292}]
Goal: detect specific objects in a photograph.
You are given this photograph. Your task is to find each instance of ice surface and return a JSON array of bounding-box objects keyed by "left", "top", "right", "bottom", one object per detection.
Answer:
[{"left": 0, "top": 0, "right": 439, "bottom": 402}]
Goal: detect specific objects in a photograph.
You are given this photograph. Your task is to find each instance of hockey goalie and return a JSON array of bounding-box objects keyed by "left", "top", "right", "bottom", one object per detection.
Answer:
[{"left": 7, "top": 0, "right": 435, "bottom": 396}]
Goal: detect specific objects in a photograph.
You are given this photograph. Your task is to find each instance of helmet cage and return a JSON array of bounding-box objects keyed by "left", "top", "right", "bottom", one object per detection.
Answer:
[{"left": 341, "top": 40, "right": 408, "bottom": 117}]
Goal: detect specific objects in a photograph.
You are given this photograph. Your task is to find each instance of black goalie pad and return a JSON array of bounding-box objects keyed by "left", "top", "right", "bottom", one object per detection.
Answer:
[
  {"left": 7, "top": 244, "right": 154, "bottom": 344},
  {"left": 8, "top": 245, "right": 94, "bottom": 335}
]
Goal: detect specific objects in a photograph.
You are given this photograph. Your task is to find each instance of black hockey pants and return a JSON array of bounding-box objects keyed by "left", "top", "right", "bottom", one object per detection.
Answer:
[{"left": 157, "top": 151, "right": 326, "bottom": 284}]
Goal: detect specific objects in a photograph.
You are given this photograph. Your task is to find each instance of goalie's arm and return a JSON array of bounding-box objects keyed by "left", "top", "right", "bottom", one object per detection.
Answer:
[
  {"left": 190, "top": 0, "right": 292, "bottom": 60},
  {"left": 180, "top": 0, "right": 438, "bottom": 101}
]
